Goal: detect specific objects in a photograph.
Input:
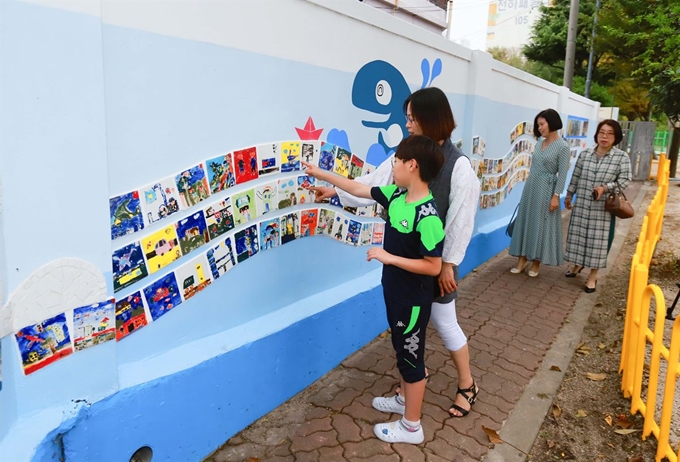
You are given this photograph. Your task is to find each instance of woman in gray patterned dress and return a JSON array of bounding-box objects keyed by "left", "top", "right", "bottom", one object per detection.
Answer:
[
  {"left": 564, "top": 119, "right": 632, "bottom": 293},
  {"left": 509, "top": 109, "right": 571, "bottom": 277}
]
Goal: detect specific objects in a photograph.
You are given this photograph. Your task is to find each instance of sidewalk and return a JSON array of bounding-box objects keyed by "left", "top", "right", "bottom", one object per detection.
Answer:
[{"left": 205, "top": 181, "right": 646, "bottom": 462}]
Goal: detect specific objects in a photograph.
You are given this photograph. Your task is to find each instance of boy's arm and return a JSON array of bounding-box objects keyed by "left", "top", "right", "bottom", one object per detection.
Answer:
[
  {"left": 366, "top": 248, "right": 442, "bottom": 277},
  {"left": 302, "top": 161, "right": 372, "bottom": 200}
]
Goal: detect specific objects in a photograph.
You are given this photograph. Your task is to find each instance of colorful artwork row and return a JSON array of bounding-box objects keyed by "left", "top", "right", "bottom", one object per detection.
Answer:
[
  {"left": 109, "top": 141, "right": 377, "bottom": 241},
  {"left": 112, "top": 171, "right": 381, "bottom": 292},
  {"left": 510, "top": 121, "right": 533, "bottom": 144},
  {"left": 472, "top": 136, "right": 486, "bottom": 157},
  {"left": 479, "top": 168, "right": 530, "bottom": 210}
]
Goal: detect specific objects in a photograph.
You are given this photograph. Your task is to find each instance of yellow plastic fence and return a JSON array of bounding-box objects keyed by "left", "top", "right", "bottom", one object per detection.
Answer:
[{"left": 619, "top": 155, "right": 677, "bottom": 461}]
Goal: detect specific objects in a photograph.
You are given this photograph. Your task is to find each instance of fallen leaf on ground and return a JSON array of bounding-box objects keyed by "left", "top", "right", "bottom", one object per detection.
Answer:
[
  {"left": 587, "top": 372, "right": 607, "bottom": 381},
  {"left": 550, "top": 365, "right": 562, "bottom": 371},
  {"left": 614, "top": 429, "right": 640, "bottom": 435},
  {"left": 616, "top": 415, "right": 634, "bottom": 429},
  {"left": 547, "top": 441, "right": 556, "bottom": 448},
  {"left": 576, "top": 409, "right": 588, "bottom": 418},
  {"left": 537, "top": 393, "right": 550, "bottom": 399},
  {"left": 598, "top": 343, "right": 606, "bottom": 349},
  {"left": 482, "top": 426, "right": 504, "bottom": 444},
  {"left": 604, "top": 415, "right": 613, "bottom": 426},
  {"left": 577, "top": 346, "right": 591, "bottom": 355},
  {"left": 552, "top": 404, "right": 562, "bottom": 418},
  {"left": 595, "top": 302, "right": 603, "bottom": 307}
]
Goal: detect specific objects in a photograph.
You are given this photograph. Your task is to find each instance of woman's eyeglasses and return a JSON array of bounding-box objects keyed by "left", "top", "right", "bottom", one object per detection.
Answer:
[{"left": 406, "top": 115, "right": 415, "bottom": 124}]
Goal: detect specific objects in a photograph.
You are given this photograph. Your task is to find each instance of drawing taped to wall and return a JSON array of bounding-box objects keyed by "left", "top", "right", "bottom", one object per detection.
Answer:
[
  {"left": 176, "top": 211, "right": 210, "bottom": 256},
  {"left": 300, "top": 141, "right": 320, "bottom": 166},
  {"left": 333, "top": 147, "right": 351, "bottom": 177},
  {"left": 256, "top": 143, "right": 279, "bottom": 176},
  {"left": 233, "top": 147, "right": 259, "bottom": 185},
  {"left": 235, "top": 224, "right": 259, "bottom": 263},
  {"left": 140, "top": 177, "right": 183, "bottom": 226},
  {"left": 330, "top": 213, "right": 348, "bottom": 242},
  {"left": 206, "top": 153, "right": 236, "bottom": 194},
  {"left": 472, "top": 136, "right": 486, "bottom": 157},
  {"left": 176, "top": 164, "right": 210, "bottom": 208},
  {"left": 110, "top": 191, "right": 144, "bottom": 240},
  {"left": 300, "top": 209, "right": 318, "bottom": 237},
  {"left": 115, "top": 292, "right": 148, "bottom": 341},
  {"left": 15, "top": 313, "right": 74, "bottom": 375},
  {"left": 112, "top": 241, "right": 149, "bottom": 292},
  {"left": 73, "top": 300, "right": 116, "bottom": 351},
  {"left": 206, "top": 235, "right": 237, "bottom": 279},
  {"left": 280, "top": 141, "right": 301, "bottom": 172},
  {"left": 360, "top": 223, "right": 374, "bottom": 246},
  {"left": 348, "top": 155, "right": 364, "bottom": 179},
  {"left": 259, "top": 217, "right": 281, "bottom": 251},
  {"left": 317, "top": 208, "right": 335, "bottom": 236},
  {"left": 372, "top": 222, "right": 385, "bottom": 245},
  {"left": 204, "top": 198, "right": 235, "bottom": 240},
  {"left": 176, "top": 254, "right": 213, "bottom": 301},
  {"left": 296, "top": 175, "right": 315, "bottom": 205},
  {"left": 318, "top": 143, "right": 335, "bottom": 171},
  {"left": 346, "top": 219, "right": 361, "bottom": 246},
  {"left": 232, "top": 189, "right": 256, "bottom": 226},
  {"left": 277, "top": 178, "right": 298, "bottom": 209},
  {"left": 142, "top": 224, "right": 182, "bottom": 274},
  {"left": 281, "top": 212, "right": 299, "bottom": 244},
  {"left": 255, "top": 183, "right": 277, "bottom": 216},
  {"left": 143, "top": 272, "right": 182, "bottom": 321}
]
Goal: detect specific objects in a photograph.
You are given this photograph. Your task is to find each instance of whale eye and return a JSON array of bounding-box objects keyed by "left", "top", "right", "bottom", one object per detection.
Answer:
[{"left": 376, "top": 80, "right": 392, "bottom": 105}]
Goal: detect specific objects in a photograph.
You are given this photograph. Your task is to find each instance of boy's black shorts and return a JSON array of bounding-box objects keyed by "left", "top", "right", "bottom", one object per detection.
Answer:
[{"left": 383, "top": 290, "right": 432, "bottom": 383}]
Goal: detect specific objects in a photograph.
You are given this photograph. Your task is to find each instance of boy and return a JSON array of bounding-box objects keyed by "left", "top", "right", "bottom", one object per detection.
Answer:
[{"left": 301, "top": 135, "right": 445, "bottom": 444}]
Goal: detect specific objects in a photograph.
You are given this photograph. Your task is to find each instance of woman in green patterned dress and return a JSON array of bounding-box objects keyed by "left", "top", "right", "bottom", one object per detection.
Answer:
[
  {"left": 509, "top": 109, "right": 571, "bottom": 277},
  {"left": 564, "top": 119, "right": 632, "bottom": 293}
]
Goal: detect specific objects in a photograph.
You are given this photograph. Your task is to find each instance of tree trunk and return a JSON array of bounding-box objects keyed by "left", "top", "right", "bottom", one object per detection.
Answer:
[{"left": 668, "top": 122, "right": 680, "bottom": 178}]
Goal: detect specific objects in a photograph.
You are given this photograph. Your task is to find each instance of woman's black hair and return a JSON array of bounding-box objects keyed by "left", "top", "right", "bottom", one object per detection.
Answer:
[
  {"left": 533, "top": 108, "right": 563, "bottom": 137},
  {"left": 594, "top": 119, "right": 624, "bottom": 145},
  {"left": 403, "top": 87, "right": 456, "bottom": 142}
]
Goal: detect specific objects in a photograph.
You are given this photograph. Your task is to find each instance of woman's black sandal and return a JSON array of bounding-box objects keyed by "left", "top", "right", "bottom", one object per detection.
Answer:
[
  {"left": 449, "top": 381, "right": 479, "bottom": 418},
  {"left": 565, "top": 266, "right": 583, "bottom": 278}
]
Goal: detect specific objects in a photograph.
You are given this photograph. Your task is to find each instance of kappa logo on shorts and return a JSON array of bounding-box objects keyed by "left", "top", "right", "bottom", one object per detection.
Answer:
[
  {"left": 396, "top": 321, "right": 405, "bottom": 327},
  {"left": 403, "top": 328, "right": 421, "bottom": 358},
  {"left": 400, "top": 219, "right": 409, "bottom": 229},
  {"left": 417, "top": 203, "right": 437, "bottom": 220}
]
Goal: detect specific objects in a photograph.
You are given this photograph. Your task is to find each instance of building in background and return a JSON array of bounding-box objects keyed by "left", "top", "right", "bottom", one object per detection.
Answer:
[
  {"left": 361, "top": 0, "right": 447, "bottom": 34},
  {"left": 486, "top": 0, "right": 551, "bottom": 51}
]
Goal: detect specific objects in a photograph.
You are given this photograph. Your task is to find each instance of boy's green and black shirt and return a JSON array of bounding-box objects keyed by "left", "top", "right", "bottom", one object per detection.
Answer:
[{"left": 370, "top": 185, "right": 445, "bottom": 305}]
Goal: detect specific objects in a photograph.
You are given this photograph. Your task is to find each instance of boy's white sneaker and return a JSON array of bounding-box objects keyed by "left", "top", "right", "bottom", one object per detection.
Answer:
[
  {"left": 373, "top": 419, "right": 424, "bottom": 444},
  {"left": 372, "top": 395, "right": 405, "bottom": 415}
]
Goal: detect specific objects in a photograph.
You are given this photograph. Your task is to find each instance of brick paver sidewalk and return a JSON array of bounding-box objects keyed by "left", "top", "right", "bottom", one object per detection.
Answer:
[{"left": 206, "top": 182, "right": 643, "bottom": 462}]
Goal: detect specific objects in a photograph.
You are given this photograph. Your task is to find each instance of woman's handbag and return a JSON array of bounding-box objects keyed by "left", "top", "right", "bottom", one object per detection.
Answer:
[
  {"left": 604, "top": 182, "right": 634, "bottom": 219},
  {"left": 505, "top": 204, "right": 519, "bottom": 237}
]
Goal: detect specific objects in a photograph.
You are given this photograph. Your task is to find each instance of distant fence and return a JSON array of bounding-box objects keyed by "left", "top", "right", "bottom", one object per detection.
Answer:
[{"left": 619, "top": 155, "right": 677, "bottom": 461}]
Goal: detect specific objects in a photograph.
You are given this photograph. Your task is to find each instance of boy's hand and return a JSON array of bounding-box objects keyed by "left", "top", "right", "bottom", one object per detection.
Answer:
[
  {"left": 301, "top": 161, "right": 321, "bottom": 178},
  {"left": 308, "top": 186, "right": 336, "bottom": 202},
  {"left": 438, "top": 262, "right": 457, "bottom": 297},
  {"left": 367, "top": 247, "right": 393, "bottom": 265}
]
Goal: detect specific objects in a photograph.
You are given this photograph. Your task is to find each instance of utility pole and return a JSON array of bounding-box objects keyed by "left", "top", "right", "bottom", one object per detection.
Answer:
[
  {"left": 584, "top": 0, "right": 601, "bottom": 98},
  {"left": 563, "top": 0, "right": 580, "bottom": 90},
  {"left": 446, "top": 0, "right": 454, "bottom": 40}
]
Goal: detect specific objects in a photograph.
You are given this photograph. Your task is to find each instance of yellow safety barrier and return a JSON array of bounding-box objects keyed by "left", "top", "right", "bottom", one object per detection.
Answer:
[{"left": 619, "top": 154, "right": 677, "bottom": 461}]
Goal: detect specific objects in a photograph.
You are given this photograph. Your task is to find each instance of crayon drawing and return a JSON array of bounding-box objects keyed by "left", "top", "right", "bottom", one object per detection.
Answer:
[
  {"left": 15, "top": 313, "right": 73, "bottom": 375},
  {"left": 297, "top": 175, "right": 316, "bottom": 205},
  {"left": 142, "top": 225, "right": 182, "bottom": 274},
  {"left": 300, "top": 209, "right": 318, "bottom": 238},
  {"left": 176, "top": 211, "right": 210, "bottom": 256},
  {"left": 232, "top": 189, "right": 257, "bottom": 226},
  {"left": 233, "top": 147, "right": 259, "bottom": 185},
  {"left": 142, "top": 272, "right": 182, "bottom": 321},
  {"left": 316, "top": 209, "right": 335, "bottom": 236},
  {"left": 259, "top": 217, "right": 280, "bottom": 251},
  {"left": 175, "top": 254, "right": 213, "bottom": 301},
  {"left": 256, "top": 143, "right": 279, "bottom": 176},
  {"left": 206, "top": 153, "right": 236, "bottom": 194},
  {"left": 346, "top": 220, "right": 361, "bottom": 246},
  {"left": 348, "top": 155, "right": 364, "bottom": 179},
  {"left": 300, "top": 141, "right": 320, "bottom": 166},
  {"left": 333, "top": 147, "right": 351, "bottom": 177},
  {"left": 360, "top": 223, "right": 374, "bottom": 246},
  {"left": 235, "top": 224, "right": 259, "bottom": 263},
  {"left": 207, "top": 235, "right": 237, "bottom": 279},
  {"left": 115, "top": 292, "right": 148, "bottom": 341},
  {"left": 363, "top": 163, "right": 376, "bottom": 176},
  {"left": 372, "top": 222, "right": 385, "bottom": 245},
  {"left": 318, "top": 143, "right": 335, "bottom": 171},
  {"left": 281, "top": 212, "right": 299, "bottom": 244},
  {"left": 110, "top": 191, "right": 144, "bottom": 240},
  {"left": 331, "top": 213, "right": 348, "bottom": 242},
  {"left": 175, "top": 164, "right": 210, "bottom": 208},
  {"left": 278, "top": 178, "right": 298, "bottom": 209},
  {"left": 255, "top": 183, "right": 277, "bottom": 216},
  {"left": 112, "top": 241, "right": 149, "bottom": 292},
  {"left": 73, "top": 300, "right": 115, "bottom": 351},
  {"left": 204, "top": 198, "right": 235, "bottom": 240},
  {"left": 280, "top": 141, "right": 301, "bottom": 172},
  {"left": 140, "top": 177, "right": 183, "bottom": 226}
]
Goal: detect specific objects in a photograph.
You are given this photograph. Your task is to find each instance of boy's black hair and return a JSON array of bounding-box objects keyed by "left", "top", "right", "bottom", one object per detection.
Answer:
[
  {"left": 594, "top": 119, "right": 623, "bottom": 145},
  {"left": 394, "top": 135, "right": 444, "bottom": 183},
  {"left": 533, "top": 108, "right": 563, "bottom": 137},
  {"left": 403, "top": 87, "right": 456, "bottom": 142}
]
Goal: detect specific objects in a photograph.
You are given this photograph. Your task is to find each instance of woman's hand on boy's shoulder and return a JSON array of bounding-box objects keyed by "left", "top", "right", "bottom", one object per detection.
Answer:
[{"left": 367, "top": 247, "right": 393, "bottom": 265}]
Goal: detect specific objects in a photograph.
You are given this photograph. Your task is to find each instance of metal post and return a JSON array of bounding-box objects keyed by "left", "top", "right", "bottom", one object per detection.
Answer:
[
  {"left": 563, "top": 0, "right": 580, "bottom": 90},
  {"left": 584, "top": 0, "right": 601, "bottom": 98},
  {"left": 446, "top": 0, "right": 454, "bottom": 40}
]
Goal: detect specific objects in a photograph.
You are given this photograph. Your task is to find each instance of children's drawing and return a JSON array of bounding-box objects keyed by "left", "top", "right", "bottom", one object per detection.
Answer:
[
  {"left": 115, "top": 292, "right": 148, "bottom": 341},
  {"left": 255, "top": 183, "right": 278, "bottom": 216},
  {"left": 372, "top": 222, "right": 385, "bottom": 245},
  {"left": 235, "top": 224, "right": 259, "bottom": 263},
  {"left": 142, "top": 272, "right": 182, "bottom": 321},
  {"left": 280, "top": 141, "right": 301, "bottom": 173},
  {"left": 259, "top": 217, "right": 280, "bottom": 251},
  {"left": 316, "top": 209, "right": 336, "bottom": 236},
  {"left": 233, "top": 147, "right": 259, "bottom": 184},
  {"left": 297, "top": 175, "right": 316, "bottom": 205},
  {"left": 348, "top": 155, "right": 364, "bottom": 179},
  {"left": 277, "top": 178, "right": 298, "bottom": 209},
  {"left": 300, "top": 209, "right": 318, "bottom": 238},
  {"left": 232, "top": 189, "right": 256, "bottom": 226},
  {"left": 140, "top": 177, "right": 183, "bottom": 226},
  {"left": 256, "top": 144, "right": 279, "bottom": 176},
  {"left": 175, "top": 254, "right": 213, "bottom": 301},
  {"left": 333, "top": 147, "right": 351, "bottom": 177},
  {"left": 207, "top": 235, "right": 237, "bottom": 279},
  {"left": 176, "top": 211, "right": 210, "bottom": 256},
  {"left": 112, "top": 241, "right": 149, "bottom": 292},
  {"left": 204, "top": 198, "right": 235, "bottom": 240},
  {"left": 346, "top": 219, "right": 361, "bottom": 246},
  {"left": 281, "top": 212, "right": 299, "bottom": 244},
  {"left": 331, "top": 213, "right": 348, "bottom": 242},
  {"left": 15, "top": 313, "right": 73, "bottom": 375},
  {"left": 176, "top": 164, "right": 210, "bottom": 208},
  {"left": 300, "top": 141, "right": 320, "bottom": 166},
  {"left": 360, "top": 223, "right": 374, "bottom": 246},
  {"left": 206, "top": 153, "right": 236, "bottom": 194},
  {"left": 354, "top": 204, "right": 378, "bottom": 217},
  {"left": 318, "top": 143, "right": 336, "bottom": 171},
  {"left": 73, "top": 300, "right": 115, "bottom": 351},
  {"left": 142, "top": 225, "right": 182, "bottom": 274},
  {"left": 110, "top": 191, "right": 144, "bottom": 240}
]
